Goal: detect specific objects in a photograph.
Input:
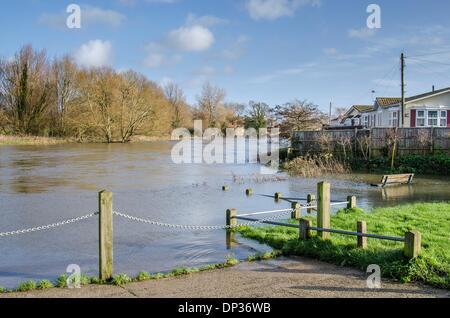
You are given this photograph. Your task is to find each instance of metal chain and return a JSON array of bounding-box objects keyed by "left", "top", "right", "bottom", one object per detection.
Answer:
[
  {"left": 0, "top": 212, "right": 98, "bottom": 238},
  {"left": 113, "top": 210, "right": 294, "bottom": 231}
]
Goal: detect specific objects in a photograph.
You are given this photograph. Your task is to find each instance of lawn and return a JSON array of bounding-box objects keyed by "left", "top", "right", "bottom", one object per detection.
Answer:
[{"left": 237, "top": 202, "right": 450, "bottom": 289}]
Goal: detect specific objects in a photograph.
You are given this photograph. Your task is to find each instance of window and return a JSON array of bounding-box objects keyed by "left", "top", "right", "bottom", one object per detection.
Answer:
[
  {"left": 389, "top": 111, "right": 399, "bottom": 127},
  {"left": 364, "top": 116, "right": 369, "bottom": 127},
  {"left": 428, "top": 111, "right": 438, "bottom": 127},
  {"left": 417, "top": 110, "right": 425, "bottom": 127},
  {"left": 440, "top": 111, "right": 447, "bottom": 127}
]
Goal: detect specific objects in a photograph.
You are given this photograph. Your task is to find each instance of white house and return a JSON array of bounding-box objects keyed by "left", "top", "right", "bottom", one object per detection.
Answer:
[
  {"left": 329, "top": 105, "right": 373, "bottom": 128},
  {"left": 339, "top": 87, "right": 450, "bottom": 129}
]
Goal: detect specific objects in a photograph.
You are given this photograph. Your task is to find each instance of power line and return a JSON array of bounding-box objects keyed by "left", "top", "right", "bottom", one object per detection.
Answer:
[
  {"left": 408, "top": 50, "right": 450, "bottom": 58},
  {"left": 408, "top": 57, "right": 450, "bottom": 67}
]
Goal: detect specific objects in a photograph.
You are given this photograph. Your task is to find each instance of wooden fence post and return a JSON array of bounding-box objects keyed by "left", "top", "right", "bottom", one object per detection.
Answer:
[
  {"left": 347, "top": 196, "right": 357, "bottom": 209},
  {"left": 99, "top": 190, "right": 113, "bottom": 281},
  {"left": 357, "top": 221, "right": 367, "bottom": 249},
  {"left": 299, "top": 219, "right": 312, "bottom": 240},
  {"left": 404, "top": 231, "right": 421, "bottom": 259},
  {"left": 307, "top": 194, "right": 316, "bottom": 214},
  {"left": 317, "top": 182, "right": 331, "bottom": 239},
  {"left": 226, "top": 209, "right": 237, "bottom": 227},
  {"left": 291, "top": 202, "right": 301, "bottom": 219},
  {"left": 275, "top": 192, "right": 282, "bottom": 202}
]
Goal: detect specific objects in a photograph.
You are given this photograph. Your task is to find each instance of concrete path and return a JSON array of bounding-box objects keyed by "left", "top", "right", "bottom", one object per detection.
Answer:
[{"left": 2, "top": 256, "right": 448, "bottom": 298}]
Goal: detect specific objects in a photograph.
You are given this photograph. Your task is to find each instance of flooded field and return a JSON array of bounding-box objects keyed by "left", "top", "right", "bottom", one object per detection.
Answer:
[{"left": 0, "top": 142, "right": 449, "bottom": 288}]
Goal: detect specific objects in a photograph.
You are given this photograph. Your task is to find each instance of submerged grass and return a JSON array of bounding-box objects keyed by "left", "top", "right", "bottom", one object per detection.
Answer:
[
  {"left": 283, "top": 155, "right": 349, "bottom": 177},
  {"left": 237, "top": 202, "right": 450, "bottom": 289}
]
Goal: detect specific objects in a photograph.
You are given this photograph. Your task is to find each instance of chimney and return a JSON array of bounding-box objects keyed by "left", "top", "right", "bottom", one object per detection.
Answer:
[{"left": 432, "top": 85, "right": 435, "bottom": 92}]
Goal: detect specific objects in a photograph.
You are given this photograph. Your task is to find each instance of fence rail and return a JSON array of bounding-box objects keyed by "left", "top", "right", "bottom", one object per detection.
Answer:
[
  {"left": 229, "top": 182, "right": 422, "bottom": 260},
  {"left": 292, "top": 127, "right": 450, "bottom": 157}
]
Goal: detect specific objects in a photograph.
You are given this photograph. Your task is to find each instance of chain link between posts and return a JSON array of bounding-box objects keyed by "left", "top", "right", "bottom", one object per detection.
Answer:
[
  {"left": 0, "top": 212, "right": 98, "bottom": 237},
  {"left": 0, "top": 208, "right": 296, "bottom": 237},
  {"left": 112, "top": 210, "right": 295, "bottom": 231}
]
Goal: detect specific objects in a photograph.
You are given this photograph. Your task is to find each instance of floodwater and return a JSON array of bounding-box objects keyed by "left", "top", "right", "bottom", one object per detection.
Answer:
[{"left": 0, "top": 142, "right": 449, "bottom": 288}]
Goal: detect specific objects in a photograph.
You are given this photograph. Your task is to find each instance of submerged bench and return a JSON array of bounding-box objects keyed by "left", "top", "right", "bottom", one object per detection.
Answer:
[{"left": 371, "top": 174, "right": 414, "bottom": 188}]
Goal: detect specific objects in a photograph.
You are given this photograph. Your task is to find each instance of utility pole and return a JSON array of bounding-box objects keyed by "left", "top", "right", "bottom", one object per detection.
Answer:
[
  {"left": 401, "top": 52, "right": 405, "bottom": 127},
  {"left": 329, "top": 101, "right": 332, "bottom": 125}
]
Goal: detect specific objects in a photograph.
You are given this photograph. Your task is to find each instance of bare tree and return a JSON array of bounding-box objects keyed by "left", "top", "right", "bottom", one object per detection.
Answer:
[
  {"left": 0, "top": 45, "right": 52, "bottom": 135},
  {"left": 274, "top": 99, "right": 327, "bottom": 139},
  {"left": 164, "top": 82, "right": 188, "bottom": 129},
  {"left": 196, "top": 82, "right": 225, "bottom": 128},
  {"left": 118, "top": 71, "right": 155, "bottom": 142},
  {"left": 50, "top": 56, "right": 79, "bottom": 136}
]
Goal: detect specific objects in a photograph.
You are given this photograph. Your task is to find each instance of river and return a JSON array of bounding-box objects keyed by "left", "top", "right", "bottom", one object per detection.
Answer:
[{"left": 0, "top": 142, "right": 449, "bottom": 288}]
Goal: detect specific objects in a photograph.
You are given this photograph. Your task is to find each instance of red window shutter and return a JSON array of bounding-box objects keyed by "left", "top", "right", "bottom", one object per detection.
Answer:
[
  {"left": 410, "top": 110, "right": 416, "bottom": 128},
  {"left": 447, "top": 110, "right": 450, "bottom": 127}
]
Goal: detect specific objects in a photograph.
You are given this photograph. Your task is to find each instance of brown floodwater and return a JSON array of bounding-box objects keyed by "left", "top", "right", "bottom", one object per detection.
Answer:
[{"left": 0, "top": 142, "right": 449, "bottom": 288}]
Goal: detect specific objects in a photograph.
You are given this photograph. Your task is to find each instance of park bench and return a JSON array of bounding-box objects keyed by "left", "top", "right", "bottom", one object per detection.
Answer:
[{"left": 371, "top": 173, "right": 414, "bottom": 188}]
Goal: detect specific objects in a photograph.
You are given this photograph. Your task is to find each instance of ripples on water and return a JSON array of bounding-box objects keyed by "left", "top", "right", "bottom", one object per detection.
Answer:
[{"left": 0, "top": 142, "right": 449, "bottom": 287}]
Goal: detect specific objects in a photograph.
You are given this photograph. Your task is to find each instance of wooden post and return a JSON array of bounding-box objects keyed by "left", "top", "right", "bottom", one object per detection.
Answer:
[
  {"left": 99, "top": 190, "right": 113, "bottom": 281},
  {"left": 307, "top": 194, "right": 316, "bottom": 213},
  {"left": 299, "top": 219, "right": 312, "bottom": 240},
  {"left": 226, "top": 209, "right": 237, "bottom": 227},
  {"left": 275, "top": 192, "right": 282, "bottom": 202},
  {"left": 347, "top": 196, "right": 357, "bottom": 209},
  {"left": 226, "top": 230, "right": 236, "bottom": 249},
  {"left": 291, "top": 202, "right": 301, "bottom": 219},
  {"left": 317, "top": 182, "right": 331, "bottom": 239},
  {"left": 357, "top": 221, "right": 367, "bottom": 249},
  {"left": 404, "top": 231, "right": 421, "bottom": 259},
  {"left": 246, "top": 188, "right": 253, "bottom": 196}
]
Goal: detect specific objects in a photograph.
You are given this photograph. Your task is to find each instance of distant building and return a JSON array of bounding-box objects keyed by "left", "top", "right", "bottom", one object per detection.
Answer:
[{"left": 331, "top": 87, "right": 450, "bottom": 128}]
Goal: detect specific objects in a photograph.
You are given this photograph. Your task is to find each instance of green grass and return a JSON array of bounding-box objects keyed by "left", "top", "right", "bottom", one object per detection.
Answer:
[
  {"left": 237, "top": 202, "right": 450, "bottom": 289},
  {"left": 16, "top": 280, "right": 37, "bottom": 292},
  {"left": 37, "top": 280, "right": 54, "bottom": 290}
]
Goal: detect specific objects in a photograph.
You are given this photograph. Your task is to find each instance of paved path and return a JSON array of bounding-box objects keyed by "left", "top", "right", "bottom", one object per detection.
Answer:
[{"left": 2, "top": 256, "right": 448, "bottom": 298}]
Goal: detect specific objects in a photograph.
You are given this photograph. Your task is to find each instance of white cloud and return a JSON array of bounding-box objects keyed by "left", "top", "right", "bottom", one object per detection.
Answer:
[
  {"left": 74, "top": 40, "right": 113, "bottom": 68},
  {"left": 246, "top": 0, "right": 320, "bottom": 21},
  {"left": 166, "top": 25, "right": 215, "bottom": 51},
  {"left": 348, "top": 28, "right": 377, "bottom": 39},
  {"left": 222, "top": 35, "right": 248, "bottom": 59},
  {"left": 39, "top": 5, "right": 126, "bottom": 29},
  {"left": 186, "top": 14, "right": 228, "bottom": 27}
]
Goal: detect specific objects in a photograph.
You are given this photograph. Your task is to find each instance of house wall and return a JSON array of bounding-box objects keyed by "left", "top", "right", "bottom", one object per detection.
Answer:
[{"left": 404, "top": 93, "right": 450, "bottom": 128}]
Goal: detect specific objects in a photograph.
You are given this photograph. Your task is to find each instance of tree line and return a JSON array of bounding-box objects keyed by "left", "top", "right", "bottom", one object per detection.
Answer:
[{"left": 0, "top": 45, "right": 327, "bottom": 143}]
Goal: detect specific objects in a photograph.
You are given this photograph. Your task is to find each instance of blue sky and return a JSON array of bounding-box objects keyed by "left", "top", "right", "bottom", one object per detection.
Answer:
[{"left": 1, "top": 0, "right": 450, "bottom": 112}]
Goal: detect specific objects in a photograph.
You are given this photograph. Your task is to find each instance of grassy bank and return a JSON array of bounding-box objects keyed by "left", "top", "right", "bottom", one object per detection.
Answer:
[
  {"left": 0, "top": 135, "right": 68, "bottom": 146},
  {"left": 0, "top": 252, "right": 281, "bottom": 293},
  {"left": 237, "top": 202, "right": 450, "bottom": 289}
]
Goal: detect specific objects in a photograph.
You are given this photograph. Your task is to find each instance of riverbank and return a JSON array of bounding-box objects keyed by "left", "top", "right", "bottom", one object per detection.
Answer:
[
  {"left": 0, "top": 134, "right": 171, "bottom": 146},
  {"left": 1, "top": 256, "right": 448, "bottom": 298},
  {"left": 237, "top": 202, "right": 450, "bottom": 289}
]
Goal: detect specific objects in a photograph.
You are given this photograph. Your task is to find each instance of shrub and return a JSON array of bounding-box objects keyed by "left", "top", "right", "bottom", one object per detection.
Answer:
[
  {"left": 136, "top": 271, "right": 151, "bottom": 281},
  {"left": 112, "top": 274, "right": 132, "bottom": 286},
  {"left": 16, "top": 280, "right": 37, "bottom": 292},
  {"left": 37, "top": 280, "right": 54, "bottom": 290},
  {"left": 284, "top": 155, "right": 349, "bottom": 177}
]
